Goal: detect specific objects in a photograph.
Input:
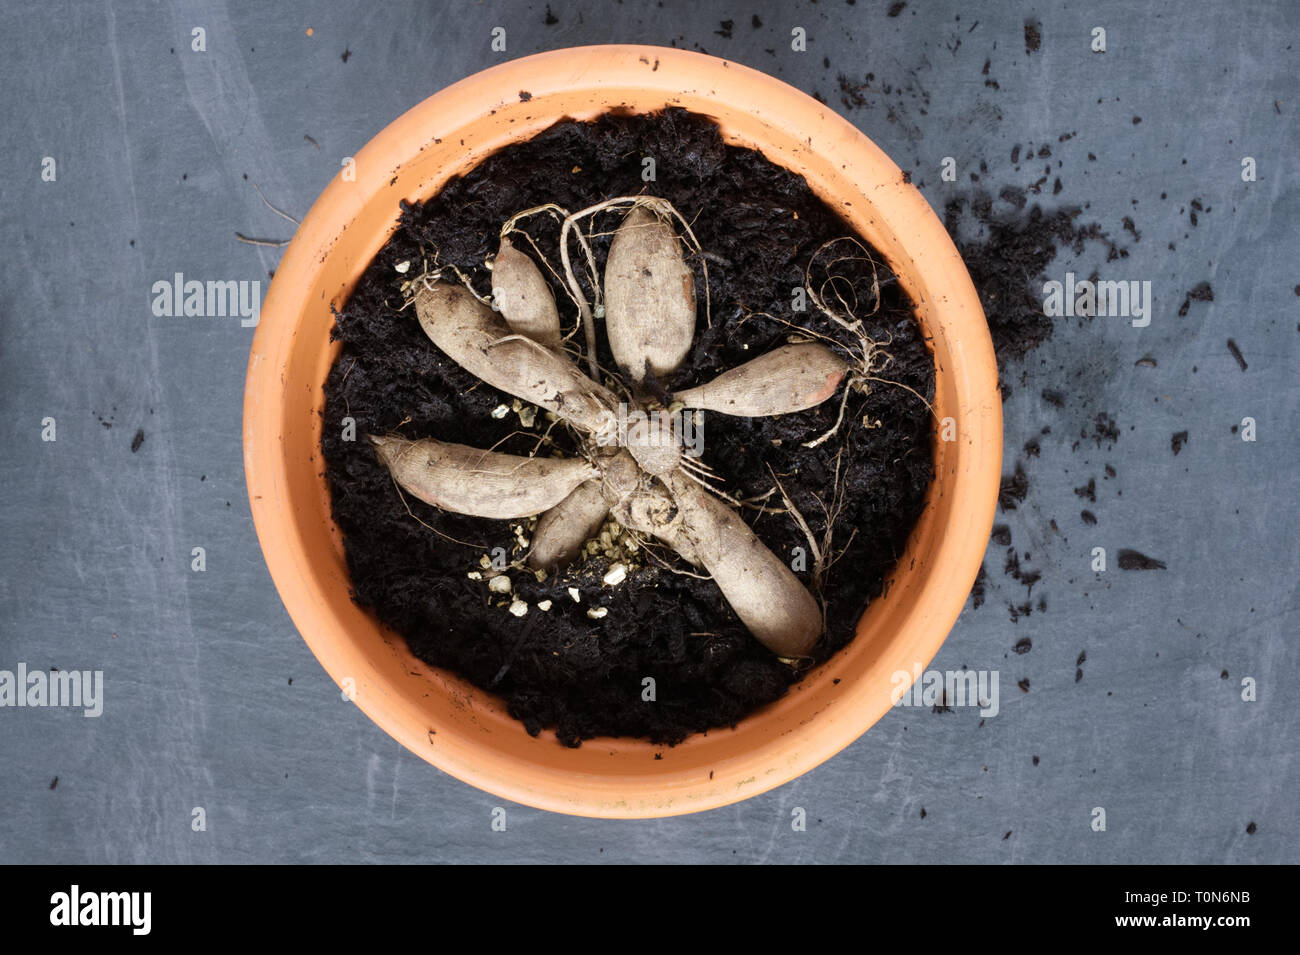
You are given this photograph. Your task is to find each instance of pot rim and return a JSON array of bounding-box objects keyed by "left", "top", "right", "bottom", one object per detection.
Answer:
[{"left": 243, "top": 44, "right": 1001, "bottom": 818}]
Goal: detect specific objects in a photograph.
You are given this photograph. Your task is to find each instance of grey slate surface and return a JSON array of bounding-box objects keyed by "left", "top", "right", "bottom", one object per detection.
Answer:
[{"left": 0, "top": 0, "right": 1296, "bottom": 863}]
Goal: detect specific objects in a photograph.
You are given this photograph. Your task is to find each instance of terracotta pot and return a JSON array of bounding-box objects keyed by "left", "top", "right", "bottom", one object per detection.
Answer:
[{"left": 243, "top": 45, "right": 1001, "bottom": 818}]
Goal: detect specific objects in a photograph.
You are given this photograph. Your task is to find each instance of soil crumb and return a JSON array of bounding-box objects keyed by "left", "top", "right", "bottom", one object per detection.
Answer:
[
  {"left": 969, "top": 564, "right": 988, "bottom": 608},
  {"left": 1177, "top": 281, "right": 1214, "bottom": 317},
  {"left": 1023, "top": 19, "right": 1042, "bottom": 54},
  {"left": 999, "top": 462, "right": 1029, "bottom": 511},
  {"left": 1118, "top": 549, "right": 1166, "bottom": 571},
  {"left": 1226, "top": 338, "right": 1247, "bottom": 371}
]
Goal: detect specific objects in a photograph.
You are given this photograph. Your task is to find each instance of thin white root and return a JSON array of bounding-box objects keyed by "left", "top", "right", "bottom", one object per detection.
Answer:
[
  {"left": 251, "top": 182, "right": 301, "bottom": 225},
  {"left": 767, "top": 466, "right": 824, "bottom": 590},
  {"left": 806, "top": 236, "right": 883, "bottom": 332},
  {"left": 675, "top": 462, "right": 743, "bottom": 507},
  {"left": 679, "top": 451, "right": 718, "bottom": 476},
  {"left": 802, "top": 383, "right": 854, "bottom": 448},
  {"left": 678, "top": 455, "right": 719, "bottom": 482}
]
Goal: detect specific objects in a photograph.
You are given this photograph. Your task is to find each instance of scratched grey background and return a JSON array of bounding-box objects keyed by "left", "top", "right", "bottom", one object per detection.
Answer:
[{"left": 0, "top": 0, "right": 1296, "bottom": 864}]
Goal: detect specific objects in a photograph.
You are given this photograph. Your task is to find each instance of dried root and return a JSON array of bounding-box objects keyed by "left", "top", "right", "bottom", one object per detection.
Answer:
[
  {"left": 603, "top": 205, "right": 696, "bottom": 382},
  {"left": 491, "top": 235, "right": 562, "bottom": 349},
  {"left": 527, "top": 479, "right": 610, "bottom": 570},
  {"left": 674, "top": 343, "right": 849, "bottom": 417},
  {"left": 370, "top": 434, "right": 596, "bottom": 520},
  {"left": 659, "top": 470, "right": 822, "bottom": 658},
  {"left": 414, "top": 281, "right": 617, "bottom": 438}
]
